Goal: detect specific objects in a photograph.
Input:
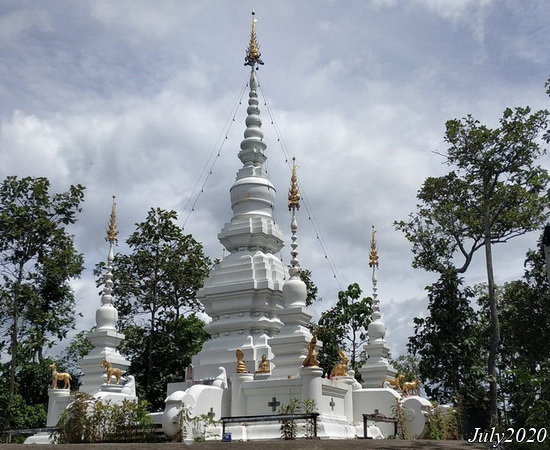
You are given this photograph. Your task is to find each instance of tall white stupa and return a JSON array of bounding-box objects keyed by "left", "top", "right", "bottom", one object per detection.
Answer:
[{"left": 192, "top": 13, "right": 287, "bottom": 380}]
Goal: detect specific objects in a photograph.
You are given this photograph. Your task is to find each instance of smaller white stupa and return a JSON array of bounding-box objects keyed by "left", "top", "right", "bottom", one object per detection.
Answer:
[
  {"left": 268, "top": 158, "right": 317, "bottom": 379},
  {"left": 360, "top": 226, "right": 397, "bottom": 387},
  {"left": 78, "top": 196, "right": 131, "bottom": 395},
  {"left": 26, "top": 198, "right": 136, "bottom": 444}
]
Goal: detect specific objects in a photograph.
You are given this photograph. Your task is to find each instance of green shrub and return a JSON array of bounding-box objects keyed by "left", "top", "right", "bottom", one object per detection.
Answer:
[
  {"left": 52, "top": 392, "right": 158, "bottom": 443},
  {"left": 302, "top": 398, "right": 317, "bottom": 439},
  {"left": 279, "top": 397, "right": 301, "bottom": 440},
  {"left": 391, "top": 399, "right": 410, "bottom": 439},
  {"left": 279, "top": 397, "right": 317, "bottom": 440},
  {"left": 424, "top": 404, "right": 462, "bottom": 440}
]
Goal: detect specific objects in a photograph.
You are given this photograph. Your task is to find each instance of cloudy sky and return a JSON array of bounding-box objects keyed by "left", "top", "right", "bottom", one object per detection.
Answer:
[{"left": 1, "top": 0, "right": 549, "bottom": 358}]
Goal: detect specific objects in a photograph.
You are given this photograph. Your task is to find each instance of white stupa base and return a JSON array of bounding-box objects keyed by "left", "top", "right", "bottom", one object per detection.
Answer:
[
  {"left": 24, "top": 432, "right": 54, "bottom": 444},
  {"left": 92, "top": 379, "right": 137, "bottom": 404},
  {"left": 220, "top": 416, "right": 357, "bottom": 441}
]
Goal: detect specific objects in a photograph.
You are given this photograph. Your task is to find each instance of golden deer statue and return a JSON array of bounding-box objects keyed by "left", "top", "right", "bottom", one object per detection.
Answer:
[
  {"left": 101, "top": 359, "right": 123, "bottom": 384},
  {"left": 49, "top": 363, "right": 72, "bottom": 389},
  {"left": 380, "top": 373, "right": 405, "bottom": 391},
  {"left": 402, "top": 379, "right": 422, "bottom": 396}
]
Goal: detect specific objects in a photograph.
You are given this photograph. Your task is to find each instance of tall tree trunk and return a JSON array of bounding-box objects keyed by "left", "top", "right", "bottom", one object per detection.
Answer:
[
  {"left": 484, "top": 222, "right": 500, "bottom": 427},
  {"left": 8, "top": 263, "right": 25, "bottom": 427},
  {"left": 147, "top": 307, "right": 155, "bottom": 393}
]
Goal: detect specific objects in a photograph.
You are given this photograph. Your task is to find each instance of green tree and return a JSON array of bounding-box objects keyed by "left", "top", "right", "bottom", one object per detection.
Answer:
[
  {"left": 22, "top": 234, "right": 84, "bottom": 363},
  {"left": 498, "top": 234, "right": 550, "bottom": 430},
  {"left": 0, "top": 176, "right": 84, "bottom": 426},
  {"left": 408, "top": 271, "right": 487, "bottom": 408},
  {"left": 315, "top": 283, "right": 372, "bottom": 375},
  {"left": 120, "top": 315, "right": 208, "bottom": 410},
  {"left": 299, "top": 269, "right": 320, "bottom": 307},
  {"left": 312, "top": 308, "right": 346, "bottom": 377},
  {"left": 389, "top": 354, "right": 421, "bottom": 383},
  {"left": 396, "top": 107, "right": 550, "bottom": 425},
  {"left": 106, "top": 208, "right": 211, "bottom": 325},
  {"left": 58, "top": 329, "right": 94, "bottom": 382},
  {"left": 98, "top": 208, "right": 211, "bottom": 408}
]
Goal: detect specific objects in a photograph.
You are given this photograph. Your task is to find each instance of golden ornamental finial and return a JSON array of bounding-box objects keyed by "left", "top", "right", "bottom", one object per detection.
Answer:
[
  {"left": 245, "top": 10, "right": 264, "bottom": 67},
  {"left": 106, "top": 195, "right": 118, "bottom": 243},
  {"left": 288, "top": 157, "right": 300, "bottom": 211},
  {"left": 369, "top": 225, "right": 379, "bottom": 268}
]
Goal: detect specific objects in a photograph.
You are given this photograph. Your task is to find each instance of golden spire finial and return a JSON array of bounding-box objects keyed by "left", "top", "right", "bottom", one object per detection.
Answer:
[
  {"left": 369, "top": 225, "right": 379, "bottom": 268},
  {"left": 288, "top": 157, "right": 300, "bottom": 211},
  {"left": 245, "top": 10, "right": 264, "bottom": 67},
  {"left": 106, "top": 195, "right": 118, "bottom": 243}
]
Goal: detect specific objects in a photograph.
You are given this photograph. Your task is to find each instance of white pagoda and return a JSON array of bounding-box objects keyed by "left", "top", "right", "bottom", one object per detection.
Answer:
[{"left": 161, "top": 12, "right": 431, "bottom": 441}]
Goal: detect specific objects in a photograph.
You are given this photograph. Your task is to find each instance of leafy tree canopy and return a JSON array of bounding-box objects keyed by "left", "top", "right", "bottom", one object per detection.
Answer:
[
  {"left": 498, "top": 233, "right": 550, "bottom": 429},
  {"left": 408, "top": 270, "right": 487, "bottom": 408},
  {"left": 299, "top": 269, "right": 320, "bottom": 307},
  {"left": 120, "top": 314, "right": 209, "bottom": 410},
  {"left": 396, "top": 107, "right": 549, "bottom": 275},
  {"left": 314, "top": 283, "right": 372, "bottom": 376},
  {"left": 396, "top": 105, "right": 549, "bottom": 426},
  {"left": 0, "top": 176, "right": 84, "bottom": 427}
]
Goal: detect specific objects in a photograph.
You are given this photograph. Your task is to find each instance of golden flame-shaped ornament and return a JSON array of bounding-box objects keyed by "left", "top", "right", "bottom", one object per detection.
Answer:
[
  {"left": 369, "top": 225, "right": 379, "bottom": 268},
  {"left": 106, "top": 195, "right": 118, "bottom": 243},
  {"left": 288, "top": 157, "right": 300, "bottom": 211},
  {"left": 245, "top": 11, "right": 264, "bottom": 66}
]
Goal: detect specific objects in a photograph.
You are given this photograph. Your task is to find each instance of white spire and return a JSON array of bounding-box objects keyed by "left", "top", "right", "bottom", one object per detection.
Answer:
[
  {"left": 368, "top": 225, "right": 384, "bottom": 342},
  {"left": 288, "top": 157, "right": 301, "bottom": 278},
  {"left": 360, "top": 226, "right": 397, "bottom": 387},
  {"left": 218, "top": 13, "right": 284, "bottom": 254},
  {"left": 96, "top": 195, "right": 118, "bottom": 331},
  {"left": 270, "top": 158, "right": 313, "bottom": 378},
  {"left": 193, "top": 13, "right": 286, "bottom": 379}
]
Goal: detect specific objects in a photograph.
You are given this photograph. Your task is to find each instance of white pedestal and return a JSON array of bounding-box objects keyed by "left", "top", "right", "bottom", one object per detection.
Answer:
[
  {"left": 299, "top": 366, "right": 323, "bottom": 402},
  {"left": 230, "top": 372, "right": 254, "bottom": 416},
  {"left": 47, "top": 388, "right": 73, "bottom": 427}
]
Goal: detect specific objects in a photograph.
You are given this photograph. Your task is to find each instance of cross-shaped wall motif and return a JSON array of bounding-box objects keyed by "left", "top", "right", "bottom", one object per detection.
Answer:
[
  {"left": 268, "top": 397, "right": 281, "bottom": 412},
  {"left": 207, "top": 407, "right": 215, "bottom": 419},
  {"left": 329, "top": 398, "right": 335, "bottom": 411}
]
